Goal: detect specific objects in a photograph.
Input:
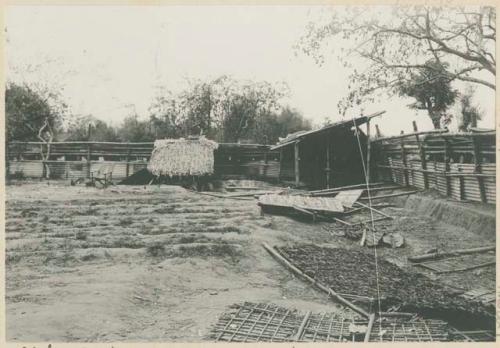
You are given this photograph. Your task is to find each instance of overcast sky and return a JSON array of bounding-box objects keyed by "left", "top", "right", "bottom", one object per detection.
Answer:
[{"left": 5, "top": 5, "right": 496, "bottom": 136}]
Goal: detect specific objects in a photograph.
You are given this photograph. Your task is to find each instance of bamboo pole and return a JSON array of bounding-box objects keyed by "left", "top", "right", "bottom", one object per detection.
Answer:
[
  {"left": 358, "top": 190, "right": 419, "bottom": 200},
  {"left": 354, "top": 202, "right": 393, "bottom": 219},
  {"left": 364, "top": 313, "right": 376, "bottom": 342},
  {"left": 371, "top": 129, "right": 449, "bottom": 143},
  {"left": 262, "top": 243, "right": 370, "bottom": 318},
  {"left": 309, "top": 182, "right": 385, "bottom": 194},
  {"left": 366, "top": 119, "right": 371, "bottom": 181},
  {"left": 293, "top": 311, "right": 311, "bottom": 341}
]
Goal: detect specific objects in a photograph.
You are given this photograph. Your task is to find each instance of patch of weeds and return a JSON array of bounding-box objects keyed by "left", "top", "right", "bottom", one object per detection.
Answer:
[
  {"left": 75, "top": 231, "right": 88, "bottom": 241},
  {"left": 73, "top": 207, "right": 99, "bottom": 216},
  {"left": 205, "top": 226, "right": 241, "bottom": 234},
  {"left": 178, "top": 235, "right": 197, "bottom": 244},
  {"left": 146, "top": 243, "right": 167, "bottom": 258},
  {"left": 20, "top": 209, "right": 37, "bottom": 218},
  {"left": 5, "top": 253, "right": 22, "bottom": 265},
  {"left": 81, "top": 253, "right": 98, "bottom": 262},
  {"left": 118, "top": 217, "right": 134, "bottom": 226},
  {"left": 154, "top": 205, "right": 177, "bottom": 214},
  {"left": 112, "top": 236, "right": 144, "bottom": 249},
  {"left": 177, "top": 242, "right": 242, "bottom": 260}
]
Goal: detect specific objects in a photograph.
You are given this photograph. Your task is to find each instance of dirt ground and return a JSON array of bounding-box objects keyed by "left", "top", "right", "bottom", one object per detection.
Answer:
[{"left": 5, "top": 180, "right": 496, "bottom": 342}]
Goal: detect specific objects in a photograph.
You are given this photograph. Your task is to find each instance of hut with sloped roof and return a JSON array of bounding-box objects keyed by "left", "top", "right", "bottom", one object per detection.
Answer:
[{"left": 271, "top": 112, "right": 384, "bottom": 189}]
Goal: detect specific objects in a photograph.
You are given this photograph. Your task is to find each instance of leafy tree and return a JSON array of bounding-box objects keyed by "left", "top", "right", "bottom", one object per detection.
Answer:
[
  {"left": 297, "top": 6, "right": 495, "bottom": 115},
  {"left": 5, "top": 82, "right": 64, "bottom": 142},
  {"left": 117, "top": 114, "right": 154, "bottom": 142},
  {"left": 458, "top": 87, "right": 483, "bottom": 131},
  {"left": 64, "top": 115, "right": 119, "bottom": 141},
  {"left": 396, "top": 61, "right": 458, "bottom": 129},
  {"left": 147, "top": 76, "right": 293, "bottom": 143}
]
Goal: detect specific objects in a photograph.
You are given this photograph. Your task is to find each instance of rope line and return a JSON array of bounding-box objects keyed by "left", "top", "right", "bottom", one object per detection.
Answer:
[{"left": 351, "top": 116, "right": 383, "bottom": 334}]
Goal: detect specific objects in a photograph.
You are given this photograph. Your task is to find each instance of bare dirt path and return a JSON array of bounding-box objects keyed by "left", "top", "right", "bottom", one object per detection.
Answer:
[{"left": 5, "top": 181, "right": 495, "bottom": 342}]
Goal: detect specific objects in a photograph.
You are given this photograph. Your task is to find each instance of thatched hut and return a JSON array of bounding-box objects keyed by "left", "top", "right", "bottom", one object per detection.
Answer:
[{"left": 147, "top": 136, "right": 219, "bottom": 177}]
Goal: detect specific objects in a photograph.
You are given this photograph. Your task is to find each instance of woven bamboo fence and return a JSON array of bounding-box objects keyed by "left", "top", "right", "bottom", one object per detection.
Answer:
[
  {"left": 6, "top": 141, "right": 280, "bottom": 181},
  {"left": 372, "top": 131, "right": 496, "bottom": 204}
]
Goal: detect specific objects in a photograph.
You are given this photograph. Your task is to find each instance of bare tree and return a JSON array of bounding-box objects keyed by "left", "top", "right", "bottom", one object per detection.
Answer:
[{"left": 297, "top": 6, "right": 495, "bottom": 114}]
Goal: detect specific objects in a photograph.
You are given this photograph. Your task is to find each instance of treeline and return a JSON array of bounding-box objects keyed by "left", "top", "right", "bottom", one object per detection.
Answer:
[{"left": 6, "top": 76, "right": 312, "bottom": 145}]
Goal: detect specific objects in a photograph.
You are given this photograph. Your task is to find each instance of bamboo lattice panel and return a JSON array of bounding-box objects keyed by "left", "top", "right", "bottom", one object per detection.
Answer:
[
  {"left": 367, "top": 317, "right": 449, "bottom": 342},
  {"left": 208, "top": 302, "right": 451, "bottom": 342}
]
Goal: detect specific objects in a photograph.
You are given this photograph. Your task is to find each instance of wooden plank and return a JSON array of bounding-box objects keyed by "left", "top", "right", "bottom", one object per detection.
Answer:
[
  {"left": 435, "top": 261, "right": 495, "bottom": 274},
  {"left": 292, "top": 205, "right": 316, "bottom": 222},
  {"left": 408, "top": 246, "right": 495, "bottom": 262},
  {"left": 334, "top": 189, "right": 364, "bottom": 208}
]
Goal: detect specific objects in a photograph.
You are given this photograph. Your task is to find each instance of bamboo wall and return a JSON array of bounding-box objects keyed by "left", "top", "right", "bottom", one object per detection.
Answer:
[
  {"left": 373, "top": 131, "right": 496, "bottom": 204},
  {"left": 6, "top": 141, "right": 280, "bottom": 181}
]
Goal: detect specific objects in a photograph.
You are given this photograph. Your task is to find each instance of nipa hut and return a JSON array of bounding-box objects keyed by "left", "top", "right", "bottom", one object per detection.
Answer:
[{"left": 147, "top": 136, "right": 219, "bottom": 177}]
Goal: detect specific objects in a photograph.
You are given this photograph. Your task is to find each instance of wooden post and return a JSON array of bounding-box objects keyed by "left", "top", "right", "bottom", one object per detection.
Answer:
[
  {"left": 125, "top": 142, "right": 131, "bottom": 178},
  {"left": 443, "top": 138, "right": 451, "bottom": 197},
  {"left": 472, "top": 136, "right": 487, "bottom": 203},
  {"left": 413, "top": 121, "right": 429, "bottom": 189},
  {"left": 263, "top": 148, "right": 269, "bottom": 178},
  {"left": 294, "top": 141, "right": 300, "bottom": 187},
  {"left": 325, "top": 136, "right": 331, "bottom": 189},
  {"left": 87, "top": 143, "right": 92, "bottom": 179},
  {"left": 459, "top": 155, "right": 465, "bottom": 201},
  {"left": 278, "top": 148, "right": 283, "bottom": 183},
  {"left": 375, "top": 124, "right": 381, "bottom": 138},
  {"left": 366, "top": 119, "right": 371, "bottom": 182},
  {"left": 400, "top": 138, "right": 409, "bottom": 186}
]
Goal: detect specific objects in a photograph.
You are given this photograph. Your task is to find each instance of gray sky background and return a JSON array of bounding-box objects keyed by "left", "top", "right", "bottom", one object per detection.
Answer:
[{"left": 5, "top": 5, "right": 496, "bottom": 136}]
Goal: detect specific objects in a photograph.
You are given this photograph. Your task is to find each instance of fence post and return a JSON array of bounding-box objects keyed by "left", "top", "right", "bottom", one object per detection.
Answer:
[
  {"left": 325, "top": 136, "right": 331, "bottom": 188},
  {"left": 125, "top": 142, "right": 131, "bottom": 178},
  {"left": 87, "top": 143, "right": 92, "bottom": 179},
  {"left": 400, "top": 138, "right": 409, "bottom": 186},
  {"left": 443, "top": 138, "right": 451, "bottom": 197},
  {"left": 263, "top": 148, "right": 269, "bottom": 179},
  {"left": 413, "top": 121, "right": 429, "bottom": 189},
  {"left": 472, "top": 136, "right": 487, "bottom": 203},
  {"left": 294, "top": 141, "right": 300, "bottom": 187}
]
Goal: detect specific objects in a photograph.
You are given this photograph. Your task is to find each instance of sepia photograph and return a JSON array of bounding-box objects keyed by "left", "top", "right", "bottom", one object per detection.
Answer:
[{"left": 3, "top": 3, "right": 497, "bottom": 344}]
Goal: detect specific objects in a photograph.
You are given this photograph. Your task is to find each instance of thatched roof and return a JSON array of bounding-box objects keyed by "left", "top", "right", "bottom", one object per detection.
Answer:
[{"left": 147, "top": 136, "right": 219, "bottom": 177}]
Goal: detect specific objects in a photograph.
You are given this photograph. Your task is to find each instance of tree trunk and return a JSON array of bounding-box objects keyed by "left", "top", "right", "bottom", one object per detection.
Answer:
[{"left": 428, "top": 110, "right": 441, "bottom": 129}]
